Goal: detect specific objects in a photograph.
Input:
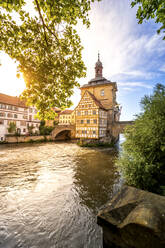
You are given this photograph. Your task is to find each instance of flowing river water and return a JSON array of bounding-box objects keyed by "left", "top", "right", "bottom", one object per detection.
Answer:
[{"left": 0, "top": 141, "right": 122, "bottom": 248}]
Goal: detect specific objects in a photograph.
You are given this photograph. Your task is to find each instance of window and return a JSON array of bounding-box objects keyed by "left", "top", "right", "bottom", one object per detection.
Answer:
[
  {"left": 23, "top": 115, "right": 28, "bottom": 119},
  {"left": 93, "top": 119, "right": 97, "bottom": 124},
  {"left": 14, "top": 106, "right": 18, "bottom": 111},
  {"left": 14, "top": 114, "right": 18, "bottom": 118},
  {"left": 20, "top": 121, "right": 26, "bottom": 126},
  {"left": 93, "top": 110, "right": 96, "bottom": 115},
  {"left": 0, "top": 112, "right": 5, "bottom": 117},
  {"left": 7, "top": 113, "right": 13, "bottom": 118},
  {"left": 29, "top": 108, "right": 33, "bottom": 113},
  {"left": 93, "top": 131, "right": 96, "bottom": 134},
  {"left": 0, "top": 104, "right": 6, "bottom": 109},
  {"left": 23, "top": 128, "right": 26, "bottom": 132},
  {"left": 0, "top": 120, "right": 4, "bottom": 125},
  {"left": 8, "top": 105, "right": 13, "bottom": 110},
  {"left": 100, "top": 89, "right": 104, "bottom": 96},
  {"left": 1, "top": 137, "right": 3, "bottom": 141},
  {"left": 89, "top": 104, "right": 91, "bottom": 108},
  {"left": 82, "top": 105, "right": 84, "bottom": 108},
  {"left": 87, "top": 119, "right": 90, "bottom": 124},
  {"left": 82, "top": 130, "right": 84, "bottom": 134},
  {"left": 81, "top": 120, "right": 84, "bottom": 124},
  {"left": 85, "top": 111, "right": 88, "bottom": 115}
]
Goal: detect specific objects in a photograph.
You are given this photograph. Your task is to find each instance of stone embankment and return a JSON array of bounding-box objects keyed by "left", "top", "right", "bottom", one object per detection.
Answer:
[
  {"left": 97, "top": 186, "right": 165, "bottom": 248},
  {"left": 4, "top": 135, "right": 53, "bottom": 143}
]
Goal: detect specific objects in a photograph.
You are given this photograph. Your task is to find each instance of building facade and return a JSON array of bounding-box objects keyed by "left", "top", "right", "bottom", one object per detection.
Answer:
[
  {"left": 45, "top": 107, "right": 61, "bottom": 126},
  {"left": 75, "top": 90, "right": 107, "bottom": 139},
  {"left": 59, "top": 110, "right": 75, "bottom": 125},
  {"left": 0, "top": 93, "right": 40, "bottom": 141},
  {"left": 75, "top": 54, "right": 121, "bottom": 140}
]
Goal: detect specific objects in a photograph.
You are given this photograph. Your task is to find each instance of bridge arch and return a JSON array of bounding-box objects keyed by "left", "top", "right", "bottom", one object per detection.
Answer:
[
  {"left": 51, "top": 125, "right": 75, "bottom": 139},
  {"left": 111, "top": 121, "right": 134, "bottom": 140}
]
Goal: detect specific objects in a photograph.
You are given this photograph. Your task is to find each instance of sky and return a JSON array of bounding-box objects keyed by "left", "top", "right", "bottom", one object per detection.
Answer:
[{"left": 0, "top": 0, "right": 165, "bottom": 120}]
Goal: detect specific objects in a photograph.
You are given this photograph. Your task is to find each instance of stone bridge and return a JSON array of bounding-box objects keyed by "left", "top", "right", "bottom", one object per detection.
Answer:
[
  {"left": 51, "top": 122, "right": 133, "bottom": 141},
  {"left": 51, "top": 124, "right": 75, "bottom": 139},
  {"left": 111, "top": 121, "right": 134, "bottom": 140}
]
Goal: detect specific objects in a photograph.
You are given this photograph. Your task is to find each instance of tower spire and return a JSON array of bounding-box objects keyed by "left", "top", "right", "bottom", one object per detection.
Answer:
[
  {"left": 98, "top": 51, "right": 100, "bottom": 61},
  {"left": 95, "top": 52, "right": 103, "bottom": 78}
]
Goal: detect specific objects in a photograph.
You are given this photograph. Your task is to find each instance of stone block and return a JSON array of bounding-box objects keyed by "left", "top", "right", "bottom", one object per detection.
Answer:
[{"left": 97, "top": 186, "right": 165, "bottom": 248}]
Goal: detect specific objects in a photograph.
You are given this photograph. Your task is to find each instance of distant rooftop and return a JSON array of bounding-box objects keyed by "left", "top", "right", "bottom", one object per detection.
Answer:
[
  {"left": 59, "top": 109, "right": 73, "bottom": 115},
  {"left": 0, "top": 93, "right": 26, "bottom": 108}
]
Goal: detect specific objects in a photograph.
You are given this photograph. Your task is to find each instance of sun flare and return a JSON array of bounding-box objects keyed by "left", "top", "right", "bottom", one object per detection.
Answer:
[{"left": 0, "top": 52, "right": 26, "bottom": 97}]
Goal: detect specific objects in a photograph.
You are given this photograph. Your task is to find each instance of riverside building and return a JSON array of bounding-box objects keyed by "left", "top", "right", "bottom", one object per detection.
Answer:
[
  {"left": 0, "top": 93, "right": 40, "bottom": 141},
  {"left": 75, "top": 54, "right": 121, "bottom": 140},
  {"left": 59, "top": 110, "right": 75, "bottom": 125}
]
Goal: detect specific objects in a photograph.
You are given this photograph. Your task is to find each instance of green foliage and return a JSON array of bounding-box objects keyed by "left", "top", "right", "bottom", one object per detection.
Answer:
[
  {"left": 53, "top": 120, "right": 58, "bottom": 126},
  {"left": 7, "top": 122, "right": 16, "bottom": 134},
  {"left": 39, "top": 120, "right": 54, "bottom": 135},
  {"left": 117, "top": 84, "right": 165, "bottom": 195},
  {"left": 0, "top": 0, "right": 101, "bottom": 119},
  {"left": 27, "top": 124, "right": 34, "bottom": 135},
  {"left": 131, "top": 0, "right": 165, "bottom": 39}
]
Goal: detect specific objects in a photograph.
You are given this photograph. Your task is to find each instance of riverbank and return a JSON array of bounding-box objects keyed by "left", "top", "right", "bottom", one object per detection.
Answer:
[{"left": 0, "top": 135, "right": 53, "bottom": 144}]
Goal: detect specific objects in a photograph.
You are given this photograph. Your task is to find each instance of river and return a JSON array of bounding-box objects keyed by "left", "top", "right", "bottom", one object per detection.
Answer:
[{"left": 0, "top": 141, "right": 122, "bottom": 248}]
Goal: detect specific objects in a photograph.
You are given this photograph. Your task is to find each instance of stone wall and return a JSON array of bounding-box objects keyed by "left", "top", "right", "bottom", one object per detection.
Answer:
[
  {"left": 97, "top": 186, "right": 165, "bottom": 248},
  {"left": 5, "top": 135, "right": 53, "bottom": 143}
]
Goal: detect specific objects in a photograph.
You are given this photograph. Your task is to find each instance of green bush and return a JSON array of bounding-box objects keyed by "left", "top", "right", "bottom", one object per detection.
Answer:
[
  {"left": 116, "top": 84, "right": 165, "bottom": 195},
  {"left": 8, "top": 122, "right": 16, "bottom": 134},
  {"left": 39, "top": 121, "right": 54, "bottom": 135}
]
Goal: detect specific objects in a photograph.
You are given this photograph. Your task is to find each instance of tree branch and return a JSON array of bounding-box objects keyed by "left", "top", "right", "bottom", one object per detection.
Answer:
[
  {"left": 34, "top": 0, "right": 59, "bottom": 45},
  {"left": 34, "top": 0, "right": 49, "bottom": 46}
]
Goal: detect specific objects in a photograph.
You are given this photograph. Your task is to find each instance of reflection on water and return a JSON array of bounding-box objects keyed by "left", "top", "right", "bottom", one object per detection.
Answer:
[{"left": 0, "top": 142, "right": 121, "bottom": 248}]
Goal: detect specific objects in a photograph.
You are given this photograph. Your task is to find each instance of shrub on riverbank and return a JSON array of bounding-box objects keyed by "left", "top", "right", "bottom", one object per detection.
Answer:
[
  {"left": 77, "top": 140, "right": 115, "bottom": 148},
  {"left": 116, "top": 84, "right": 165, "bottom": 195},
  {"left": 39, "top": 120, "right": 54, "bottom": 135}
]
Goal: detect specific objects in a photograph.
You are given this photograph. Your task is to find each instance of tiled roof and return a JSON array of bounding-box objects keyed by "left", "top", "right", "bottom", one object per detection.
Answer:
[
  {"left": 81, "top": 80, "right": 117, "bottom": 90},
  {"left": 0, "top": 93, "right": 26, "bottom": 108},
  {"left": 87, "top": 91, "right": 107, "bottom": 110},
  {"left": 59, "top": 109, "right": 73, "bottom": 115}
]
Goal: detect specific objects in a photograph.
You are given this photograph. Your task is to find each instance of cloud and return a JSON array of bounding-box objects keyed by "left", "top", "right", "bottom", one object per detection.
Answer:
[
  {"left": 159, "top": 64, "right": 165, "bottom": 72},
  {"left": 145, "top": 34, "right": 165, "bottom": 54},
  {"left": 76, "top": 0, "right": 165, "bottom": 86},
  {"left": 118, "top": 81, "right": 153, "bottom": 89},
  {"left": 112, "top": 70, "right": 160, "bottom": 81}
]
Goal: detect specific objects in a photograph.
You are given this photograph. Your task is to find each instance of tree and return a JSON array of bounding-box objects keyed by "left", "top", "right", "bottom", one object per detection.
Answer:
[
  {"left": 131, "top": 0, "right": 165, "bottom": 39},
  {"left": 0, "top": 0, "right": 101, "bottom": 119},
  {"left": 8, "top": 122, "right": 16, "bottom": 134},
  {"left": 116, "top": 84, "right": 165, "bottom": 195},
  {"left": 39, "top": 120, "right": 54, "bottom": 135},
  {"left": 27, "top": 123, "right": 34, "bottom": 135}
]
